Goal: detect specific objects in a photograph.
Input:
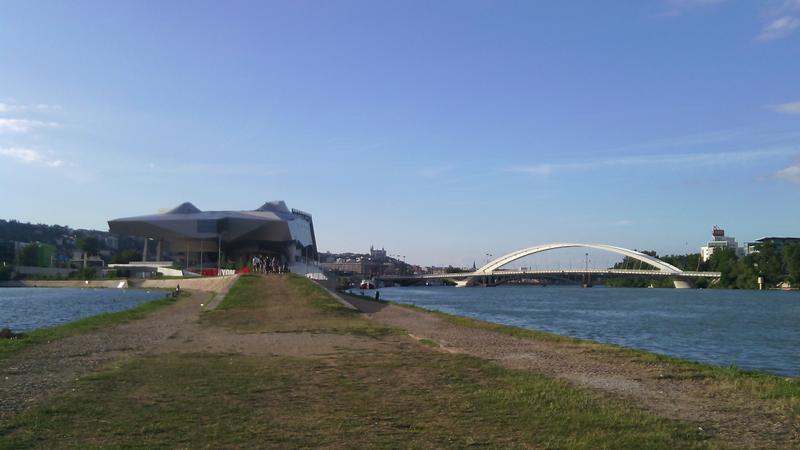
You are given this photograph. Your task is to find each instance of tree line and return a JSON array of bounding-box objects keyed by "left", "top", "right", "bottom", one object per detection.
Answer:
[{"left": 605, "top": 243, "right": 800, "bottom": 289}]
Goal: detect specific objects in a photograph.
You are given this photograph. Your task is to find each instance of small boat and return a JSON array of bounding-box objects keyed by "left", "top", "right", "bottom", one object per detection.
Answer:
[{"left": 359, "top": 279, "right": 376, "bottom": 290}]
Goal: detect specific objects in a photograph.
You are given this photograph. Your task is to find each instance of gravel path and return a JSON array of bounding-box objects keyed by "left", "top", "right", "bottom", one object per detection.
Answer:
[{"left": 346, "top": 296, "right": 798, "bottom": 449}]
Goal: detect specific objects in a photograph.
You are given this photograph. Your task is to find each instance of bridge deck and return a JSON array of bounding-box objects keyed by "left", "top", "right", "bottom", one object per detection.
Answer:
[{"left": 380, "top": 268, "right": 721, "bottom": 281}]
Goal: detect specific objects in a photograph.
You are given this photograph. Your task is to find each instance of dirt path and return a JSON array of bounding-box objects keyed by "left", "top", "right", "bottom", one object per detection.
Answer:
[{"left": 345, "top": 296, "right": 798, "bottom": 449}]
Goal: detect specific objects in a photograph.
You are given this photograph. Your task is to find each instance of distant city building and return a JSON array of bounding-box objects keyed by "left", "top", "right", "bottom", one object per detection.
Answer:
[
  {"left": 746, "top": 236, "right": 800, "bottom": 255},
  {"left": 104, "top": 235, "right": 119, "bottom": 250},
  {"left": 700, "top": 226, "right": 743, "bottom": 262},
  {"left": 320, "top": 247, "right": 403, "bottom": 277},
  {"left": 370, "top": 245, "right": 387, "bottom": 260},
  {"left": 70, "top": 250, "right": 105, "bottom": 268},
  {"left": 320, "top": 259, "right": 367, "bottom": 275}
]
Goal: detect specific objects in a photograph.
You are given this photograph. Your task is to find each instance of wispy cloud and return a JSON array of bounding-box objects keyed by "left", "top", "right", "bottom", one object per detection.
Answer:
[
  {"left": 0, "top": 118, "right": 58, "bottom": 134},
  {"left": 0, "top": 147, "right": 64, "bottom": 168},
  {"left": 756, "top": 1, "right": 800, "bottom": 42},
  {"left": 613, "top": 219, "right": 634, "bottom": 226},
  {"left": 775, "top": 0, "right": 800, "bottom": 14},
  {"left": 146, "top": 162, "right": 283, "bottom": 176},
  {"left": 656, "top": 0, "right": 726, "bottom": 17},
  {"left": 766, "top": 101, "right": 800, "bottom": 114},
  {"left": 513, "top": 164, "right": 556, "bottom": 176},
  {"left": 510, "top": 148, "right": 795, "bottom": 177},
  {"left": 417, "top": 165, "right": 454, "bottom": 178},
  {"left": 0, "top": 102, "right": 61, "bottom": 113},
  {"left": 757, "top": 16, "right": 800, "bottom": 41},
  {"left": 609, "top": 127, "right": 766, "bottom": 154},
  {"left": 668, "top": 0, "right": 726, "bottom": 8},
  {"left": 774, "top": 162, "right": 800, "bottom": 184}
]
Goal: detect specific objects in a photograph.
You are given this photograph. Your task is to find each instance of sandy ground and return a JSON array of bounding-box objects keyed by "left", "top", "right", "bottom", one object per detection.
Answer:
[{"left": 345, "top": 295, "right": 798, "bottom": 449}]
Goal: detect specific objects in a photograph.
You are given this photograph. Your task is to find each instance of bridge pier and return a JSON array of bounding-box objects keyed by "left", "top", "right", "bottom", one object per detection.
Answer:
[{"left": 673, "top": 279, "right": 693, "bottom": 289}]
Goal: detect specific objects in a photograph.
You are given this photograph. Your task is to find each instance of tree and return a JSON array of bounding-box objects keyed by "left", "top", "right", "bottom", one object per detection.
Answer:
[
  {"left": 76, "top": 236, "right": 99, "bottom": 268},
  {"left": 18, "top": 243, "right": 43, "bottom": 266},
  {"left": 17, "top": 242, "right": 55, "bottom": 267},
  {"left": 783, "top": 243, "right": 800, "bottom": 286},
  {"left": 111, "top": 249, "right": 142, "bottom": 264},
  {"left": 706, "top": 248, "right": 739, "bottom": 288},
  {"left": 744, "top": 242, "right": 782, "bottom": 288}
]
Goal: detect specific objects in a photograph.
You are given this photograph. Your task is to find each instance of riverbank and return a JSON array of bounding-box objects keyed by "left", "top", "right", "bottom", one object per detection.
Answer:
[
  {"left": 0, "top": 275, "right": 238, "bottom": 359},
  {"left": 0, "top": 275, "right": 795, "bottom": 448},
  {"left": 342, "top": 292, "right": 799, "bottom": 448}
]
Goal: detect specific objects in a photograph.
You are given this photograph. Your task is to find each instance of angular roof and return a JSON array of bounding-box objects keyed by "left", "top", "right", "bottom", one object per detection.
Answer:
[{"left": 108, "top": 201, "right": 314, "bottom": 247}]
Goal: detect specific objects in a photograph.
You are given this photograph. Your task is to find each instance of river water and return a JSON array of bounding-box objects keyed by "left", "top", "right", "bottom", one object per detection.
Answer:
[
  {"left": 376, "top": 285, "right": 800, "bottom": 377},
  {"left": 0, "top": 288, "right": 166, "bottom": 332}
]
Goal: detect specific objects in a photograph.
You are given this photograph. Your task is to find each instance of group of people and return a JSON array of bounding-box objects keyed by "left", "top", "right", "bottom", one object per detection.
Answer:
[{"left": 251, "top": 254, "right": 287, "bottom": 274}]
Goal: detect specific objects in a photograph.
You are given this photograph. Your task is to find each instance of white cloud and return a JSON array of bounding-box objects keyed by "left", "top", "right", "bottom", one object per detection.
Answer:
[
  {"left": 614, "top": 220, "right": 634, "bottom": 226},
  {"left": 767, "top": 101, "right": 800, "bottom": 114},
  {"left": 0, "top": 147, "right": 64, "bottom": 168},
  {"left": 774, "top": 163, "right": 800, "bottom": 184},
  {"left": 756, "top": 16, "right": 800, "bottom": 41},
  {"left": 0, "top": 118, "right": 57, "bottom": 134}
]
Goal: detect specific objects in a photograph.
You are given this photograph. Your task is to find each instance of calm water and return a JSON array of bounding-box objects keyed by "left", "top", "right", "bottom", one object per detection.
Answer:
[
  {"left": 0, "top": 288, "right": 166, "bottom": 332},
  {"left": 375, "top": 285, "right": 800, "bottom": 377}
]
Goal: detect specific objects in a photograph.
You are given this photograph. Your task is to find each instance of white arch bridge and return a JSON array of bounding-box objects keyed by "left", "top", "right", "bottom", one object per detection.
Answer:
[{"left": 378, "top": 243, "right": 721, "bottom": 289}]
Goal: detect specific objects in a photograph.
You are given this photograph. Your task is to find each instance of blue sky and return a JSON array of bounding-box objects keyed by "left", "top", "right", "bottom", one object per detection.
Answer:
[{"left": 1, "top": 0, "right": 799, "bottom": 266}]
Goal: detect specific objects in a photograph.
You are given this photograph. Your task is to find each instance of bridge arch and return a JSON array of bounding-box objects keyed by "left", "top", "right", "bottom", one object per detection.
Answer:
[{"left": 476, "top": 243, "right": 683, "bottom": 274}]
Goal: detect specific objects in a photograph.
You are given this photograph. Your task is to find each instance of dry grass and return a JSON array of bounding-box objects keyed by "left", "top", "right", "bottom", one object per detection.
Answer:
[{"left": 203, "top": 274, "right": 400, "bottom": 337}]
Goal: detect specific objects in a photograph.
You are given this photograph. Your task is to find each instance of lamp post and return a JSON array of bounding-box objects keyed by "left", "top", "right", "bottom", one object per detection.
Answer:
[{"left": 754, "top": 262, "right": 763, "bottom": 290}]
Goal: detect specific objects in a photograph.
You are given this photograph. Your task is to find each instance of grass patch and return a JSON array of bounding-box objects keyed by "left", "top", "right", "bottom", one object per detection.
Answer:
[
  {"left": 0, "top": 350, "right": 717, "bottom": 449},
  {"left": 418, "top": 338, "right": 439, "bottom": 348},
  {"left": 0, "top": 291, "right": 186, "bottom": 361},
  {"left": 204, "top": 274, "right": 400, "bottom": 337}
]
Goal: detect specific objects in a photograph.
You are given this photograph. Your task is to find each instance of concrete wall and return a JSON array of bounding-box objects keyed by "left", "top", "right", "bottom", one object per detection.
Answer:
[
  {"left": 0, "top": 275, "right": 238, "bottom": 293},
  {"left": 136, "top": 275, "right": 238, "bottom": 292},
  {"left": 0, "top": 279, "right": 124, "bottom": 288},
  {"left": 14, "top": 266, "right": 75, "bottom": 277}
]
